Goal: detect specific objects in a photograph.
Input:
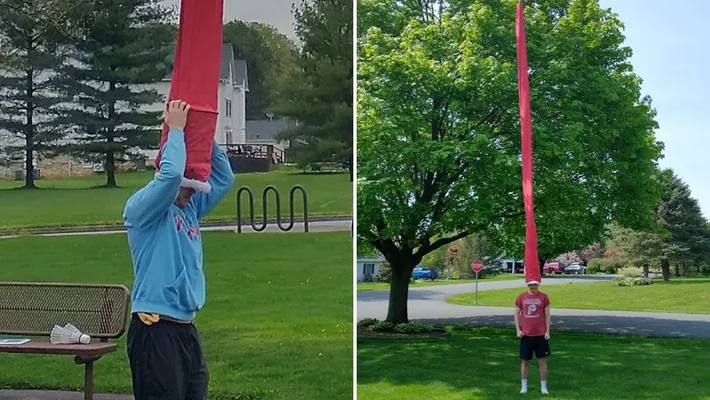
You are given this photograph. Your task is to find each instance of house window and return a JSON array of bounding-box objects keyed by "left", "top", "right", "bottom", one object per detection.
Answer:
[
  {"left": 363, "top": 263, "right": 375, "bottom": 275},
  {"left": 225, "top": 99, "right": 232, "bottom": 117}
]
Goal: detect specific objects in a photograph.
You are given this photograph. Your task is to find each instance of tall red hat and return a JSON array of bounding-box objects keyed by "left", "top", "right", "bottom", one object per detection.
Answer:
[{"left": 154, "top": 0, "right": 225, "bottom": 193}]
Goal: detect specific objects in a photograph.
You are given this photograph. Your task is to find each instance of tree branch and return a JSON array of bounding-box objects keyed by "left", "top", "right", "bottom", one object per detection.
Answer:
[{"left": 416, "top": 230, "right": 471, "bottom": 256}]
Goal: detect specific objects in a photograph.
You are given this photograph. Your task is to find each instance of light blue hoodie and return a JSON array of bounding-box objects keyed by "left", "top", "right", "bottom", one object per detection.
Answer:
[{"left": 123, "top": 129, "right": 235, "bottom": 321}]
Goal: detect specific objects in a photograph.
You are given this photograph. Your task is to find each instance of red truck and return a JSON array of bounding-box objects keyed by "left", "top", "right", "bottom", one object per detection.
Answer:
[{"left": 543, "top": 262, "right": 565, "bottom": 275}]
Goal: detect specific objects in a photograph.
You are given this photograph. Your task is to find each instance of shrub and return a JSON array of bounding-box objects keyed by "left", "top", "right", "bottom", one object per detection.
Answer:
[
  {"left": 615, "top": 277, "right": 653, "bottom": 287},
  {"left": 587, "top": 258, "right": 616, "bottom": 274},
  {"left": 376, "top": 263, "right": 391, "bottom": 283},
  {"left": 603, "top": 264, "right": 617, "bottom": 274},
  {"left": 357, "top": 318, "right": 378, "bottom": 328},
  {"left": 365, "top": 320, "right": 438, "bottom": 334},
  {"left": 370, "top": 321, "right": 395, "bottom": 331},
  {"left": 363, "top": 272, "right": 375, "bottom": 283},
  {"left": 392, "top": 322, "right": 437, "bottom": 334}
]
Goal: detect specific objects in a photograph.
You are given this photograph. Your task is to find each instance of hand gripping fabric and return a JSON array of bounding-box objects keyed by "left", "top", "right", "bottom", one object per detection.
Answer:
[{"left": 154, "top": 0, "right": 225, "bottom": 193}]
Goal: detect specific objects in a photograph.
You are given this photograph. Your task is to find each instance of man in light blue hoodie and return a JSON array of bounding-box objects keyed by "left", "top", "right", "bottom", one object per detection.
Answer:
[{"left": 123, "top": 100, "right": 235, "bottom": 400}]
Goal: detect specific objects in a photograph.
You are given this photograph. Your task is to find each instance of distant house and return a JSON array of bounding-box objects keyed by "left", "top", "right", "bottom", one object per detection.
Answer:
[
  {"left": 138, "top": 43, "right": 249, "bottom": 164},
  {"left": 357, "top": 254, "right": 387, "bottom": 282},
  {"left": 245, "top": 118, "right": 291, "bottom": 150}
]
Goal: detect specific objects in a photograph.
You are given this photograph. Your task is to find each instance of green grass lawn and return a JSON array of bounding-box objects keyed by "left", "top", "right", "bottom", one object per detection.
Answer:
[
  {"left": 357, "top": 275, "right": 521, "bottom": 291},
  {"left": 0, "top": 232, "right": 353, "bottom": 400},
  {"left": 447, "top": 279, "right": 710, "bottom": 314},
  {"left": 358, "top": 327, "right": 710, "bottom": 400},
  {"left": 0, "top": 170, "right": 352, "bottom": 229}
]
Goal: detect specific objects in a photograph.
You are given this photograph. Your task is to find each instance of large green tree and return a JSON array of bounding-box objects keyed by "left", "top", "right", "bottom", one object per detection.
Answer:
[
  {"left": 357, "top": 0, "right": 664, "bottom": 323},
  {"left": 0, "top": 0, "right": 85, "bottom": 188},
  {"left": 275, "top": 0, "right": 353, "bottom": 175},
  {"left": 223, "top": 21, "right": 297, "bottom": 120},
  {"left": 55, "top": 0, "right": 174, "bottom": 187}
]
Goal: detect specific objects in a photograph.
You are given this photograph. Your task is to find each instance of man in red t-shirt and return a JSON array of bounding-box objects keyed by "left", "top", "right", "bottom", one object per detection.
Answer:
[{"left": 514, "top": 280, "right": 551, "bottom": 395}]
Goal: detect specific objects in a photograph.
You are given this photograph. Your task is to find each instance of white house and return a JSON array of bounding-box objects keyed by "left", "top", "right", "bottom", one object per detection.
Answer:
[
  {"left": 216, "top": 44, "right": 248, "bottom": 147},
  {"left": 138, "top": 43, "right": 249, "bottom": 163},
  {"left": 357, "top": 254, "right": 387, "bottom": 282}
]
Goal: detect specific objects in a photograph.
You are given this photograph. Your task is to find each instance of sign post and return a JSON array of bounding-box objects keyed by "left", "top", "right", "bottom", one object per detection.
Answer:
[{"left": 471, "top": 259, "right": 484, "bottom": 305}]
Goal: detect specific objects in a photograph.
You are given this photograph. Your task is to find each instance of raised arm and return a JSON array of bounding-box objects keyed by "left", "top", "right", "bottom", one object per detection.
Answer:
[
  {"left": 123, "top": 101, "right": 190, "bottom": 229},
  {"left": 192, "top": 141, "right": 235, "bottom": 219}
]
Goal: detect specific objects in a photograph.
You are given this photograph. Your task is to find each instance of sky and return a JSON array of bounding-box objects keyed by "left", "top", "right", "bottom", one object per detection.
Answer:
[
  {"left": 163, "top": 0, "right": 298, "bottom": 38},
  {"left": 597, "top": 0, "right": 710, "bottom": 217}
]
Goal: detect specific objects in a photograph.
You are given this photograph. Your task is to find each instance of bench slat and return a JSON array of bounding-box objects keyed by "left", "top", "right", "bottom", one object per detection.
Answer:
[
  {"left": 0, "top": 282, "right": 130, "bottom": 339},
  {"left": 0, "top": 340, "right": 117, "bottom": 357}
]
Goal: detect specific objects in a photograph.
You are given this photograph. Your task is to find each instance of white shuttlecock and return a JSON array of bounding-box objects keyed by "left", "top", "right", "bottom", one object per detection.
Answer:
[{"left": 50, "top": 323, "right": 91, "bottom": 344}]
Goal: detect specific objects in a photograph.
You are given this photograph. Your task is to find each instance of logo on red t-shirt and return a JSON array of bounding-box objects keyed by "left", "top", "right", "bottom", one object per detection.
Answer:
[{"left": 516, "top": 292, "right": 550, "bottom": 336}]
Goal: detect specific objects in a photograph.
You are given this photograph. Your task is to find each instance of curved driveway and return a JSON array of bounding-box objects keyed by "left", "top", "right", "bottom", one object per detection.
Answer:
[{"left": 357, "top": 276, "right": 710, "bottom": 339}]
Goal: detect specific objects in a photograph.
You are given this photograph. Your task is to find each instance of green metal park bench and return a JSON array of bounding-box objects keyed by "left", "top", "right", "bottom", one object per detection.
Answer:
[{"left": 0, "top": 282, "right": 131, "bottom": 400}]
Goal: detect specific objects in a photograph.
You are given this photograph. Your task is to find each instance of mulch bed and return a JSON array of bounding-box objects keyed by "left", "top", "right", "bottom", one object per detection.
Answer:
[{"left": 357, "top": 326, "right": 451, "bottom": 341}]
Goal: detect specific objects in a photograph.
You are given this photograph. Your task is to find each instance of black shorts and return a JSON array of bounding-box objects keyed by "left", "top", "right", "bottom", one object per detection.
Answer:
[
  {"left": 520, "top": 335, "right": 551, "bottom": 360},
  {"left": 127, "top": 314, "right": 209, "bottom": 400}
]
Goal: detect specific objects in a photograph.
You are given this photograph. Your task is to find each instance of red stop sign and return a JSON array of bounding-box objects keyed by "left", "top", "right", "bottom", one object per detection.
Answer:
[{"left": 471, "top": 259, "right": 484, "bottom": 273}]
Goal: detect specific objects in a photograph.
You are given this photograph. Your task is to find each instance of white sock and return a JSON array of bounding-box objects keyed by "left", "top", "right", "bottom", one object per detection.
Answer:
[
  {"left": 521, "top": 379, "right": 528, "bottom": 391},
  {"left": 541, "top": 380, "right": 548, "bottom": 392}
]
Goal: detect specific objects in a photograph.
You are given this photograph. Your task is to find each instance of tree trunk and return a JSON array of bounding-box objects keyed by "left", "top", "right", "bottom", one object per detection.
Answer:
[
  {"left": 674, "top": 264, "right": 680, "bottom": 278},
  {"left": 24, "top": 143, "right": 35, "bottom": 189},
  {"left": 642, "top": 264, "right": 649, "bottom": 278},
  {"left": 105, "top": 151, "right": 117, "bottom": 187},
  {"left": 24, "top": 62, "right": 36, "bottom": 189},
  {"left": 386, "top": 261, "right": 415, "bottom": 324},
  {"left": 348, "top": 154, "right": 353, "bottom": 182},
  {"left": 105, "top": 82, "right": 118, "bottom": 188},
  {"left": 538, "top": 257, "right": 547, "bottom": 276},
  {"left": 661, "top": 258, "right": 670, "bottom": 282}
]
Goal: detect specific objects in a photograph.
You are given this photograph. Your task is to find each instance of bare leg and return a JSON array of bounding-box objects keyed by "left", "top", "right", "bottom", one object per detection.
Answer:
[
  {"left": 538, "top": 358, "right": 547, "bottom": 381},
  {"left": 520, "top": 360, "right": 530, "bottom": 393},
  {"left": 538, "top": 358, "right": 549, "bottom": 394},
  {"left": 521, "top": 360, "right": 530, "bottom": 379}
]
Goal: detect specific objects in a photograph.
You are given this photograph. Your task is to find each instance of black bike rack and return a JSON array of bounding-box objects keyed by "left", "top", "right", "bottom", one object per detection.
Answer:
[{"left": 236, "top": 185, "right": 309, "bottom": 233}]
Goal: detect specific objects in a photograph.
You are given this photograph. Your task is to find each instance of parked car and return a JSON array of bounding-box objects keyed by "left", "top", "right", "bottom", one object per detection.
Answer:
[
  {"left": 543, "top": 262, "right": 565, "bottom": 275},
  {"left": 564, "top": 263, "right": 585, "bottom": 275},
  {"left": 412, "top": 267, "right": 438, "bottom": 280}
]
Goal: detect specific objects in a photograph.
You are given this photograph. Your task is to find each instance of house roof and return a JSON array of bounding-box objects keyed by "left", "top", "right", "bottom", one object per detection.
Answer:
[
  {"left": 357, "top": 255, "right": 386, "bottom": 262},
  {"left": 234, "top": 59, "right": 248, "bottom": 91},
  {"left": 246, "top": 119, "right": 288, "bottom": 140},
  {"left": 163, "top": 43, "right": 248, "bottom": 90},
  {"left": 220, "top": 43, "right": 248, "bottom": 91},
  {"left": 220, "top": 43, "right": 235, "bottom": 80}
]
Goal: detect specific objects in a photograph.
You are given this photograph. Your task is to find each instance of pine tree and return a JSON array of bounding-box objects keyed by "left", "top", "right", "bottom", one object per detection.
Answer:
[
  {"left": 275, "top": 0, "right": 353, "bottom": 176},
  {"left": 0, "top": 0, "right": 81, "bottom": 188},
  {"left": 55, "top": 0, "right": 174, "bottom": 187},
  {"left": 613, "top": 170, "right": 710, "bottom": 281}
]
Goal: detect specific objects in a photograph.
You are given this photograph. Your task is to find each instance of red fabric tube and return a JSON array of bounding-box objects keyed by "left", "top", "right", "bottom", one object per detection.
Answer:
[
  {"left": 516, "top": 1, "right": 541, "bottom": 284},
  {"left": 154, "top": 0, "right": 224, "bottom": 190}
]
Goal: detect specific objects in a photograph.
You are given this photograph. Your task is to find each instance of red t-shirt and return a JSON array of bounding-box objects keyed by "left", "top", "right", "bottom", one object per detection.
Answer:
[{"left": 515, "top": 291, "right": 550, "bottom": 337}]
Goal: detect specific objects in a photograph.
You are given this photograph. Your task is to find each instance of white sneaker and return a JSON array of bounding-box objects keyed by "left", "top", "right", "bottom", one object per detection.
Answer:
[
  {"left": 541, "top": 388, "right": 549, "bottom": 395},
  {"left": 520, "top": 388, "right": 527, "bottom": 394}
]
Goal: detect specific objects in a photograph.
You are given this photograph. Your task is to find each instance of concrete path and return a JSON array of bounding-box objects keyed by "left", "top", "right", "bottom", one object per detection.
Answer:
[
  {"left": 0, "top": 218, "right": 352, "bottom": 239},
  {"left": 0, "top": 390, "right": 132, "bottom": 400},
  {"left": 357, "top": 275, "right": 710, "bottom": 338}
]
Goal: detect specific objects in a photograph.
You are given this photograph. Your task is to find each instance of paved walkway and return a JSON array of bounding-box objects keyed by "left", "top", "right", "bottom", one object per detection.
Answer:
[
  {"left": 0, "top": 390, "right": 132, "bottom": 400},
  {"left": 0, "top": 217, "right": 352, "bottom": 239},
  {"left": 357, "top": 276, "right": 710, "bottom": 338}
]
